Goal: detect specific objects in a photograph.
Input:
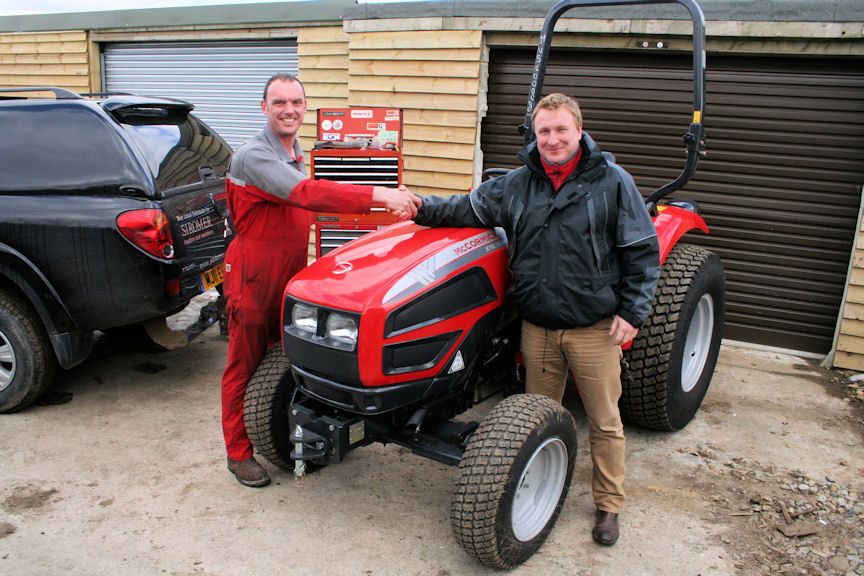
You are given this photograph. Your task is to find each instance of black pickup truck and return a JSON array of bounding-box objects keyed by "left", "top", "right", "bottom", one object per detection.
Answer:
[{"left": 0, "top": 87, "right": 233, "bottom": 412}]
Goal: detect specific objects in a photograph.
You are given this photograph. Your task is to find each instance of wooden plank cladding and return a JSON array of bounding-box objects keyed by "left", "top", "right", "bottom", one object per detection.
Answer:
[
  {"left": 348, "top": 30, "right": 483, "bottom": 195},
  {"left": 0, "top": 31, "right": 91, "bottom": 91},
  {"left": 298, "top": 26, "right": 350, "bottom": 152},
  {"left": 836, "top": 215, "right": 864, "bottom": 370}
]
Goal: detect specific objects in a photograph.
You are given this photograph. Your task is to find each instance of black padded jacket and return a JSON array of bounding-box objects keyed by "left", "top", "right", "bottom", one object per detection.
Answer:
[{"left": 414, "top": 132, "right": 660, "bottom": 330}]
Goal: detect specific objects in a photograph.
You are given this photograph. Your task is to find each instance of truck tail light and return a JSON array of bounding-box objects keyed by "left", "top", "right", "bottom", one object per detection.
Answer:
[{"left": 117, "top": 209, "right": 175, "bottom": 259}]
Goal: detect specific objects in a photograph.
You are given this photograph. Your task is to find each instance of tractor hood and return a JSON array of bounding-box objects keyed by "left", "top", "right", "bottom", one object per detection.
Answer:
[
  {"left": 285, "top": 222, "right": 508, "bottom": 312},
  {"left": 282, "top": 221, "right": 512, "bottom": 390}
]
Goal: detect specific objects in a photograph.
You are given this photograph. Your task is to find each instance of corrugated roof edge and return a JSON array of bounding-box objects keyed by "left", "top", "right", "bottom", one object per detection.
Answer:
[
  {"left": 0, "top": 0, "right": 356, "bottom": 33},
  {"left": 343, "top": 0, "right": 864, "bottom": 22}
]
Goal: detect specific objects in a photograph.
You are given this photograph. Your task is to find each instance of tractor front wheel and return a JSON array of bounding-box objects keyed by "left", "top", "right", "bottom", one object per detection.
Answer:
[
  {"left": 451, "top": 393, "right": 577, "bottom": 569},
  {"left": 244, "top": 345, "right": 297, "bottom": 471},
  {"left": 621, "top": 243, "right": 725, "bottom": 431}
]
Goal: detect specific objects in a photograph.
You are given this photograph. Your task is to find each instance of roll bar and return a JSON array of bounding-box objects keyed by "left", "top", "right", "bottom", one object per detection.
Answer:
[{"left": 521, "top": 0, "right": 706, "bottom": 211}]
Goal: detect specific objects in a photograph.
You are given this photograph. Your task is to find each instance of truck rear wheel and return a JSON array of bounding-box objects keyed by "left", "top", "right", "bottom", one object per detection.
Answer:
[
  {"left": 0, "top": 290, "right": 56, "bottom": 413},
  {"left": 621, "top": 243, "right": 725, "bottom": 431},
  {"left": 451, "top": 393, "right": 576, "bottom": 569},
  {"left": 244, "top": 345, "right": 297, "bottom": 471}
]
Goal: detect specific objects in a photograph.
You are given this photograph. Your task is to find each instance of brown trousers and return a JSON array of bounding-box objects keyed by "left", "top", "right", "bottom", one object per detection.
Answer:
[{"left": 521, "top": 318, "right": 626, "bottom": 514}]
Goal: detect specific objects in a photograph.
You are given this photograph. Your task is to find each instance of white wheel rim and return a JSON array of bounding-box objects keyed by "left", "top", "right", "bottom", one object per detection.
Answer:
[
  {"left": 0, "top": 328, "right": 16, "bottom": 392},
  {"left": 511, "top": 437, "right": 568, "bottom": 542},
  {"left": 681, "top": 293, "right": 714, "bottom": 393}
]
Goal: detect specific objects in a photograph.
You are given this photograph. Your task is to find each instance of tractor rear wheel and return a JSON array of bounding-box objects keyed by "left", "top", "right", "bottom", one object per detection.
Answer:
[
  {"left": 451, "top": 393, "right": 577, "bottom": 569},
  {"left": 244, "top": 345, "right": 297, "bottom": 471},
  {"left": 621, "top": 243, "right": 725, "bottom": 431}
]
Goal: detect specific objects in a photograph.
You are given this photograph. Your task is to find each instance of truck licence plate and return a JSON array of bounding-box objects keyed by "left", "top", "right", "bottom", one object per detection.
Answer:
[{"left": 199, "top": 263, "right": 224, "bottom": 292}]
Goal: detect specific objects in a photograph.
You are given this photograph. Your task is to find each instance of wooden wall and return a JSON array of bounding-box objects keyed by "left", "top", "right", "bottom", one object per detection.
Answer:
[
  {"left": 833, "top": 211, "right": 864, "bottom": 370},
  {"left": 0, "top": 31, "right": 92, "bottom": 92},
  {"left": 346, "top": 29, "right": 484, "bottom": 197},
  {"left": 297, "top": 25, "right": 350, "bottom": 150}
]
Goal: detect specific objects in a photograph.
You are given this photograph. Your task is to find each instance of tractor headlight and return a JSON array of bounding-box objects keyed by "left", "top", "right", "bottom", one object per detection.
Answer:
[
  {"left": 326, "top": 313, "right": 358, "bottom": 346},
  {"left": 291, "top": 302, "right": 318, "bottom": 335},
  {"left": 285, "top": 298, "right": 359, "bottom": 352}
]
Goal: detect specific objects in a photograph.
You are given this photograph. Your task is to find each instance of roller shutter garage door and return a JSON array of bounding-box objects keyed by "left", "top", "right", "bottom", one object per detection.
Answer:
[
  {"left": 103, "top": 41, "right": 298, "bottom": 148},
  {"left": 483, "top": 49, "right": 864, "bottom": 354}
]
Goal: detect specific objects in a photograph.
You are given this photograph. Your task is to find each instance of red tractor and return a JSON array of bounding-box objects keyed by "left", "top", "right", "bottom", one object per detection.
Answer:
[{"left": 245, "top": 0, "right": 723, "bottom": 568}]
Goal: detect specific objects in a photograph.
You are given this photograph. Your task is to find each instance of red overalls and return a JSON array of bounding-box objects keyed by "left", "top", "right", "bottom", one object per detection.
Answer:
[
  {"left": 220, "top": 196, "right": 312, "bottom": 461},
  {"left": 220, "top": 131, "right": 373, "bottom": 461}
]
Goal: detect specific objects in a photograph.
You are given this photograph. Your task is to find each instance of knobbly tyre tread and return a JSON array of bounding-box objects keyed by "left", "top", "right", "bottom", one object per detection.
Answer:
[
  {"left": 451, "top": 393, "right": 576, "bottom": 569},
  {"left": 243, "top": 345, "right": 296, "bottom": 471},
  {"left": 621, "top": 243, "right": 722, "bottom": 431},
  {"left": 0, "top": 289, "right": 56, "bottom": 413}
]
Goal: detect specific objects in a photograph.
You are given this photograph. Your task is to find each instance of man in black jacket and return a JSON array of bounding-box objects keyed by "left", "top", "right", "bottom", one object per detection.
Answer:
[{"left": 413, "top": 93, "right": 660, "bottom": 546}]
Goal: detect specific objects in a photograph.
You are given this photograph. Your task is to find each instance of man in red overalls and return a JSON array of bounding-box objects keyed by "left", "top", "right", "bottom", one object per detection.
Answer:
[{"left": 221, "top": 74, "right": 419, "bottom": 486}]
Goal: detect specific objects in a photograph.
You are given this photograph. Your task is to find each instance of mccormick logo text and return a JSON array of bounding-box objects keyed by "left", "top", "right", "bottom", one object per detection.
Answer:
[{"left": 452, "top": 230, "right": 500, "bottom": 256}]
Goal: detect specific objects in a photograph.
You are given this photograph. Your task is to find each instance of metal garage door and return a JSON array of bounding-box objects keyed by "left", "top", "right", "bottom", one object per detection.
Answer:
[
  {"left": 103, "top": 40, "right": 298, "bottom": 147},
  {"left": 483, "top": 49, "right": 864, "bottom": 354}
]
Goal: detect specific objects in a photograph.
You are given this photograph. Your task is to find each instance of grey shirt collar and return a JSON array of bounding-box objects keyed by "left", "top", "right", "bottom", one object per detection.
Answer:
[{"left": 263, "top": 124, "right": 303, "bottom": 166}]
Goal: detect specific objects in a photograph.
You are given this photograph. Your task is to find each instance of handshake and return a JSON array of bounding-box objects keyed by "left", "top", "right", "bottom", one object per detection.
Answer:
[{"left": 372, "top": 185, "right": 424, "bottom": 221}]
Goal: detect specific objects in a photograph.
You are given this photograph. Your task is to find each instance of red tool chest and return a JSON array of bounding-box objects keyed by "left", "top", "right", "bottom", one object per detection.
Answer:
[{"left": 311, "top": 107, "right": 403, "bottom": 257}]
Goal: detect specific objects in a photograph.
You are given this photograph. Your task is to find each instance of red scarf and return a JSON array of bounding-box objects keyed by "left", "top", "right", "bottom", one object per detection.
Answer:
[{"left": 541, "top": 147, "right": 582, "bottom": 191}]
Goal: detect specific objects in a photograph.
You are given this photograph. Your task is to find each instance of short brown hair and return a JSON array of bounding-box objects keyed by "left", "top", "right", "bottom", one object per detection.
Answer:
[
  {"left": 531, "top": 93, "right": 583, "bottom": 129},
  {"left": 263, "top": 73, "right": 305, "bottom": 101}
]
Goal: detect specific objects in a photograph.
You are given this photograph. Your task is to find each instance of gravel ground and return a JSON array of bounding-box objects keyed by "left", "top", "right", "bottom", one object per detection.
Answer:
[
  {"left": 0, "top": 291, "right": 862, "bottom": 576},
  {"left": 684, "top": 362, "right": 864, "bottom": 576},
  {"left": 699, "top": 450, "right": 864, "bottom": 575}
]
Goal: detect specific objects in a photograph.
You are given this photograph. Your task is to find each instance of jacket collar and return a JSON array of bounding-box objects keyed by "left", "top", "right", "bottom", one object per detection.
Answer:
[
  {"left": 540, "top": 147, "right": 582, "bottom": 190},
  {"left": 519, "top": 131, "right": 606, "bottom": 184}
]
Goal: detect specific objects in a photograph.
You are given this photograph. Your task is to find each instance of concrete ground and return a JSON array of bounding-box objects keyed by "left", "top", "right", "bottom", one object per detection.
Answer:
[{"left": 1, "top": 293, "right": 862, "bottom": 576}]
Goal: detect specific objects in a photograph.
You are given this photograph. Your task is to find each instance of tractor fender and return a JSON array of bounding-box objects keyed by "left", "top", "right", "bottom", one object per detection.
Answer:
[
  {"left": 652, "top": 205, "right": 709, "bottom": 264},
  {"left": 0, "top": 243, "right": 92, "bottom": 368}
]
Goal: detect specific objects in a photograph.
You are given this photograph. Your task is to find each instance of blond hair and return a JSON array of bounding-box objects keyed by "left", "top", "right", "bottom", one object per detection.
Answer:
[{"left": 532, "top": 93, "right": 583, "bottom": 129}]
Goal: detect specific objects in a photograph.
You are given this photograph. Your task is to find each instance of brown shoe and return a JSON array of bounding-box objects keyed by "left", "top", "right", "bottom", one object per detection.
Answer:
[
  {"left": 592, "top": 510, "right": 619, "bottom": 546},
  {"left": 227, "top": 456, "right": 270, "bottom": 487}
]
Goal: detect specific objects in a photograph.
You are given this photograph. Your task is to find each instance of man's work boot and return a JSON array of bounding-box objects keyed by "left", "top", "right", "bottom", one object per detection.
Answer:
[
  {"left": 227, "top": 456, "right": 270, "bottom": 487},
  {"left": 592, "top": 510, "right": 619, "bottom": 546}
]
